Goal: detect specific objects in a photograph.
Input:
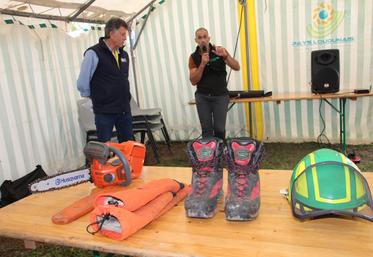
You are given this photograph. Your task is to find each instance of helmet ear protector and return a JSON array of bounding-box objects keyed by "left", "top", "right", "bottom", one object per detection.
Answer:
[{"left": 287, "top": 149, "right": 373, "bottom": 221}]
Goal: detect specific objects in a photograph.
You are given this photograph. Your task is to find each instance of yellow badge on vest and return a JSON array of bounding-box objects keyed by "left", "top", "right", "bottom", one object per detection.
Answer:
[{"left": 112, "top": 50, "right": 119, "bottom": 67}]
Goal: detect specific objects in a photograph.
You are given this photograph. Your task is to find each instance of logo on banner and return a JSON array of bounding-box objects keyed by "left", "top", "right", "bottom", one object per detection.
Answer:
[
  {"left": 307, "top": 3, "right": 344, "bottom": 38},
  {"left": 292, "top": 2, "right": 353, "bottom": 48}
]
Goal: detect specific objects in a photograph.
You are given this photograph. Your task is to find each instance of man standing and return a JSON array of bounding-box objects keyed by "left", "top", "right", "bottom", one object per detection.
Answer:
[
  {"left": 189, "top": 27, "right": 240, "bottom": 140},
  {"left": 77, "top": 18, "right": 132, "bottom": 143}
]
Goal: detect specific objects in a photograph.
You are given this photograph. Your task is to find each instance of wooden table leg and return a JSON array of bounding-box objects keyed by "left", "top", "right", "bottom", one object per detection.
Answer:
[{"left": 24, "top": 240, "right": 36, "bottom": 249}]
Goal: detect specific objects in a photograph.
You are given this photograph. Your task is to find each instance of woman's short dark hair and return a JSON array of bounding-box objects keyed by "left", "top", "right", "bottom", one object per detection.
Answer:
[{"left": 105, "top": 18, "right": 128, "bottom": 38}]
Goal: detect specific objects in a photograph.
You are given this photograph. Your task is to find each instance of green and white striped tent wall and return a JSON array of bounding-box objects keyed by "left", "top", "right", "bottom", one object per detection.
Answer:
[
  {"left": 1, "top": 0, "right": 372, "bottom": 184},
  {"left": 0, "top": 0, "right": 245, "bottom": 182},
  {"left": 255, "top": 0, "right": 373, "bottom": 143},
  {"left": 0, "top": 22, "right": 103, "bottom": 182}
]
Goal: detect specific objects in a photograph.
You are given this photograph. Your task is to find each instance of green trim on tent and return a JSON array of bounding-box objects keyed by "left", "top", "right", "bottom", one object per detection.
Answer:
[
  {"left": 139, "top": 0, "right": 165, "bottom": 21},
  {"left": 2, "top": 20, "right": 105, "bottom": 32}
]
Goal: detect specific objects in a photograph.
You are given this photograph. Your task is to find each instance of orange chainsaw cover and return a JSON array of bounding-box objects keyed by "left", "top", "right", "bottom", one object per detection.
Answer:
[
  {"left": 89, "top": 179, "right": 189, "bottom": 240},
  {"left": 94, "top": 178, "right": 183, "bottom": 211}
]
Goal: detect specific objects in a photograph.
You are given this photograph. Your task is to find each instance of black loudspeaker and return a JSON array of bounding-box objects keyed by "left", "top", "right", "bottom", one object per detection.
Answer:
[{"left": 311, "top": 49, "right": 340, "bottom": 94}]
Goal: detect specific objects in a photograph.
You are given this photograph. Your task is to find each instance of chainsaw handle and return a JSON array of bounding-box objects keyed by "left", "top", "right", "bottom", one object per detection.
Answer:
[{"left": 108, "top": 146, "right": 132, "bottom": 186}]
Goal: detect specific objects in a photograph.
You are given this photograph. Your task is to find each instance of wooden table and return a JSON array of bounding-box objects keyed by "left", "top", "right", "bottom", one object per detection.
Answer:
[
  {"left": 1, "top": 166, "right": 373, "bottom": 257},
  {"left": 190, "top": 91, "right": 373, "bottom": 154}
]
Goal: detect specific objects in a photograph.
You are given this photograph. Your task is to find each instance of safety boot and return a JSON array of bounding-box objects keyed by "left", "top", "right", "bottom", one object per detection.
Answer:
[
  {"left": 225, "top": 138, "right": 264, "bottom": 221},
  {"left": 184, "top": 137, "right": 224, "bottom": 218}
]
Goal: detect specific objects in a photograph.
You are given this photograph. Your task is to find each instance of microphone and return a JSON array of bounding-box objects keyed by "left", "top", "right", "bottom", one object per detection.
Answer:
[{"left": 202, "top": 45, "right": 207, "bottom": 53}]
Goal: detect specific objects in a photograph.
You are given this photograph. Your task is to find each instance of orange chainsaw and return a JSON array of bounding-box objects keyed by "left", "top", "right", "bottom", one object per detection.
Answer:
[{"left": 29, "top": 141, "right": 146, "bottom": 193}]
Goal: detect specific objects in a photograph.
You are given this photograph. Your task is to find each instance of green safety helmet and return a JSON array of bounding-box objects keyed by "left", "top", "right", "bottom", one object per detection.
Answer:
[{"left": 287, "top": 148, "right": 373, "bottom": 221}]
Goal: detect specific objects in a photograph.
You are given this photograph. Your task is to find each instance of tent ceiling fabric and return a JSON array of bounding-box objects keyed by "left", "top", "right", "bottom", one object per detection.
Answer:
[{"left": 0, "top": 0, "right": 153, "bottom": 23}]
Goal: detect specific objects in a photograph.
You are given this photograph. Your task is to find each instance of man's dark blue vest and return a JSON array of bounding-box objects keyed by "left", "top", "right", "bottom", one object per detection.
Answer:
[
  {"left": 87, "top": 37, "right": 131, "bottom": 114},
  {"left": 191, "top": 44, "right": 227, "bottom": 96}
]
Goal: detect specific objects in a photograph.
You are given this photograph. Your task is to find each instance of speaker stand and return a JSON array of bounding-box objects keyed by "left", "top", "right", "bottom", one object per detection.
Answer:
[{"left": 321, "top": 97, "right": 347, "bottom": 154}]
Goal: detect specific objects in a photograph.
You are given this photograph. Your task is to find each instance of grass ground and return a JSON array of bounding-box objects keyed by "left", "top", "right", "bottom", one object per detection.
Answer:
[
  {"left": 144, "top": 141, "right": 373, "bottom": 172},
  {"left": 1, "top": 141, "right": 373, "bottom": 256}
]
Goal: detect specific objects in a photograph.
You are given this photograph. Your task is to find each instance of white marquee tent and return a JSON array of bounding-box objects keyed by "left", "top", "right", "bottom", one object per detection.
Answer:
[
  {"left": 0, "top": 0, "right": 372, "bottom": 184},
  {"left": 0, "top": 0, "right": 152, "bottom": 23}
]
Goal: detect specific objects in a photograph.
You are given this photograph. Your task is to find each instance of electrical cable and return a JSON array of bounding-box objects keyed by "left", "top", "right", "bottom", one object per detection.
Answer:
[
  {"left": 316, "top": 97, "right": 331, "bottom": 148},
  {"left": 226, "top": 4, "right": 244, "bottom": 85}
]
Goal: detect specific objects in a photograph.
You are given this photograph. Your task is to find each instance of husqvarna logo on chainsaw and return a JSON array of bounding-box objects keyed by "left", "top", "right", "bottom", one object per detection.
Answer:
[{"left": 55, "top": 174, "right": 86, "bottom": 186}]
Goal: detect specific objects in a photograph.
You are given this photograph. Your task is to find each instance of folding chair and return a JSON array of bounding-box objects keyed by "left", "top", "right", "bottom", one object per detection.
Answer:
[
  {"left": 77, "top": 98, "right": 117, "bottom": 143},
  {"left": 130, "top": 98, "right": 171, "bottom": 163}
]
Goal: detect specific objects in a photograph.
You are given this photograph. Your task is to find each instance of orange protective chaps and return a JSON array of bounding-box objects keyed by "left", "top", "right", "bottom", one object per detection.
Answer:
[{"left": 88, "top": 178, "right": 188, "bottom": 240}]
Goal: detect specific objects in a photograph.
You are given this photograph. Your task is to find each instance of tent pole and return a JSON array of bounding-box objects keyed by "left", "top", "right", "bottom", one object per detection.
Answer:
[
  {"left": 68, "top": 0, "right": 96, "bottom": 22},
  {"left": 128, "top": 2, "right": 155, "bottom": 108},
  {"left": 243, "top": 2, "right": 253, "bottom": 138},
  {"left": 126, "top": 0, "right": 157, "bottom": 24},
  {"left": 0, "top": 8, "right": 104, "bottom": 24},
  {"left": 133, "top": 6, "right": 152, "bottom": 49},
  {"left": 129, "top": 25, "right": 141, "bottom": 107}
]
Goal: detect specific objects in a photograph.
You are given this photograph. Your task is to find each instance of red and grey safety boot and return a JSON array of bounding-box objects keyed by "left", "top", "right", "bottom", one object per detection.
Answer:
[
  {"left": 225, "top": 138, "right": 264, "bottom": 221},
  {"left": 184, "top": 137, "right": 224, "bottom": 218}
]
